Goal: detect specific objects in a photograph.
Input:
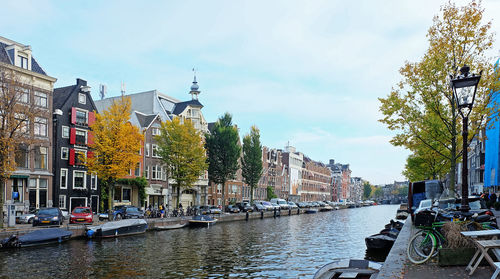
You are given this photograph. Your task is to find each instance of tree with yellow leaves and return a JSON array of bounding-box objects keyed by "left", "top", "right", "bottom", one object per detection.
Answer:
[
  {"left": 85, "top": 96, "right": 143, "bottom": 213},
  {"left": 156, "top": 118, "right": 207, "bottom": 208}
]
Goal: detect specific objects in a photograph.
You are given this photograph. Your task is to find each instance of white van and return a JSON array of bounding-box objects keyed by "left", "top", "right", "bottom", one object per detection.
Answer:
[{"left": 270, "top": 198, "right": 289, "bottom": 210}]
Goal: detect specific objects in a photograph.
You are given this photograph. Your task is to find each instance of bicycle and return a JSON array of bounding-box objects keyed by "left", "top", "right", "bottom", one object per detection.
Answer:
[{"left": 407, "top": 208, "right": 496, "bottom": 264}]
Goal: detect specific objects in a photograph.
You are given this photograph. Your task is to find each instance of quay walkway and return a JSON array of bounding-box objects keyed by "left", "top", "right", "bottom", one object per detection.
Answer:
[{"left": 378, "top": 210, "right": 500, "bottom": 279}]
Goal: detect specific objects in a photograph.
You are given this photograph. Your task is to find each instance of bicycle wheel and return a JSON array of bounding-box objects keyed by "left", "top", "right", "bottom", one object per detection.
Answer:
[{"left": 407, "top": 230, "right": 436, "bottom": 264}]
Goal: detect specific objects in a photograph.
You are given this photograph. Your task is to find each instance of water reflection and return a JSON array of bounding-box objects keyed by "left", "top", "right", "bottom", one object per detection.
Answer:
[{"left": 0, "top": 205, "right": 399, "bottom": 278}]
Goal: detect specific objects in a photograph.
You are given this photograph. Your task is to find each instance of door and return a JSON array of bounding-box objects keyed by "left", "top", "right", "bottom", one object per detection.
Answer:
[
  {"left": 70, "top": 198, "right": 87, "bottom": 212},
  {"left": 39, "top": 190, "right": 47, "bottom": 208},
  {"left": 91, "top": 196, "right": 99, "bottom": 213},
  {"left": 29, "top": 190, "right": 36, "bottom": 210}
]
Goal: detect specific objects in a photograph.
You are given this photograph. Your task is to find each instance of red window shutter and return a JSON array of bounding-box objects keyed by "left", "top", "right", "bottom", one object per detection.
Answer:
[
  {"left": 70, "top": 128, "right": 76, "bottom": 144},
  {"left": 87, "top": 131, "right": 94, "bottom": 146},
  {"left": 71, "top": 107, "right": 76, "bottom": 124},
  {"left": 88, "top": 111, "right": 95, "bottom": 126},
  {"left": 69, "top": 149, "right": 75, "bottom": 165}
]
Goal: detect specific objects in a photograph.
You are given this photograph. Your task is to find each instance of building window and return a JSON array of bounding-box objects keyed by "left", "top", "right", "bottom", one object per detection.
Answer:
[
  {"left": 152, "top": 165, "right": 157, "bottom": 180},
  {"left": 61, "top": 147, "right": 69, "bottom": 160},
  {"left": 39, "top": 178, "right": 47, "bottom": 188},
  {"left": 134, "top": 163, "right": 140, "bottom": 177},
  {"left": 151, "top": 127, "right": 160, "bottom": 136},
  {"left": 91, "top": 173, "right": 97, "bottom": 190},
  {"left": 145, "top": 143, "right": 150, "bottom": 157},
  {"left": 152, "top": 144, "right": 159, "bottom": 157},
  {"left": 75, "top": 129, "right": 87, "bottom": 145},
  {"left": 18, "top": 55, "right": 28, "bottom": 69},
  {"left": 75, "top": 149, "right": 86, "bottom": 165},
  {"left": 76, "top": 110, "right": 87, "bottom": 125},
  {"left": 122, "top": 188, "right": 131, "bottom": 202},
  {"left": 59, "top": 195, "right": 66, "bottom": 209},
  {"left": 62, "top": 126, "right": 70, "bottom": 138},
  {"left": 145, "top": 165, "right": 149, "bottom": 179},
  {"left": 78, "top": 93, "right": 86, "bottom": 104},
  {"left": 19, "top": 87, "right": 29, "bottom": 103},
  {"left": 12, "top": 179, "right": 24, "bottom": 202},
  {"left": 15, "top": 145, "right": 29, "bottom": 168},
  {"left": 14, "top": 113, "right": 29, "bottom": 134},
  {"left": 34, "top": 117, "right": 48, "bottom": 137},
  {"left": 217, "top": 184, "right": 222, "bottom": 194},
  {"left": 73, "top": 171, "right": 86, "bottom": 189},
  {"left": 34, "top": 146, "right": 48, "bottom": 169},
  {"left": 60, "top": 169, "right": 68, "bottom": 189},
  {"left": 114, "top": 186, "right": 122, "bottom": 202},
  {"left": 34, "top": 91, "right": 47, "bottom": 108}
]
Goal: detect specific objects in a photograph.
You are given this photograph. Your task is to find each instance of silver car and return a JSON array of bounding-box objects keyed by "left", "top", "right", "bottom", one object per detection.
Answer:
[{"left": 16, "top": 212, "right": 37, "bottom": 224}]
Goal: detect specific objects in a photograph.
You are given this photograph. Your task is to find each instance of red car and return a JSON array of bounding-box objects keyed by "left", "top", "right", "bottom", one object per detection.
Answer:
[{"left": 70, "top": 207, "right": 93, "bottom": 224}]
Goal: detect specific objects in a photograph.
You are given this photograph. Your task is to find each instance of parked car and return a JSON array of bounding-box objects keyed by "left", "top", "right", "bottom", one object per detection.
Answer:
[
  {"left": 113, "top": 205, "right": 144, "bottom": 220},
  {"left": 271, "top": 198, "right": 289, "bottom": 210},
  {"left": 260, "top": 201, "right": 274, "bottom": 211},
  {"left": 270, "top": 202, "right": 281, "bottom": 210},
  {"left": 33, "top": 207, "right": 64, "bottom": 227},
  {"left": 236, "top": 202, "right": 253, "bottom": 212},
  {"left": 287, "top": 202, "right": 298, "bottom": 209},
  {"left": 16, "top": 210, "right": 37, "bottom": 224},
  {"left": 70, "top": 207, "right": 93, "bottom": 224},
  {"left": 226, "top": 205, "right": 240, "bottom": 213},
  {"left": 253, "top": 203, "right": 266, "bottom": 212},
  {"left": 209, "top": 206, "right": 222, "bottom": 214},
  {"left": 297, "top": 202, "right": 309, "bottom": 208}
]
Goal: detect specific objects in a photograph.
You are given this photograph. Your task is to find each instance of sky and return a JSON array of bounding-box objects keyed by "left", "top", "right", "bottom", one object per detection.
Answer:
[{"left": 2, "top": 0, "right": 499, "bottom": 185}]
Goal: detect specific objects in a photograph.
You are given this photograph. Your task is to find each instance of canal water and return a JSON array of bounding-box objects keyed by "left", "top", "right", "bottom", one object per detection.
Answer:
[{"left": 0, "top": 204, "right": 399, "bottom": 278}]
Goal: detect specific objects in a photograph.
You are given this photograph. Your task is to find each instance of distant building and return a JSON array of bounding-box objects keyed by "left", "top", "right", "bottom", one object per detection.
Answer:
[
  {"left": 281, "top": 145, "right": 303, "bottom": 203},
  {"left": 259, "top": 147, "right": 289, "bottom": 200}
]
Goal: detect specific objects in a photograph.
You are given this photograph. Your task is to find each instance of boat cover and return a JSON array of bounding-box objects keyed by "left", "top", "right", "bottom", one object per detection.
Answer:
[
  {"left": 87, "top": 219, "right": 147, "bottom": 232},
  {"left": 18, "top": 228, "right": 72, "bottom": 244},
  {"left": 191, "top": 215, "right": 215, "bottom": 221}
]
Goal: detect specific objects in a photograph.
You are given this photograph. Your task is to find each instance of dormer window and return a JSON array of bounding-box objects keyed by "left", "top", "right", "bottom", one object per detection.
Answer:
[
  {"left": 78, "top": 93, "right": 86, "bottom": 104},
  {"left": 18, "top": 55, "right": 28, "bottom": 69}
]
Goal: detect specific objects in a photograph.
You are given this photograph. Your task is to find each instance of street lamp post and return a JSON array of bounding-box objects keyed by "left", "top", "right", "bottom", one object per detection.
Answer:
[{"left": 450, "top": 65, "right": 482, "bottom": 212}]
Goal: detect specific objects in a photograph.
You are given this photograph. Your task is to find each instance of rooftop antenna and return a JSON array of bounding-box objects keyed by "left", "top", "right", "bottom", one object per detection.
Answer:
[
  {"left": 99, "top": 84, "right": 107, "bottom": 100},
  {"left": 121, "top": 82, "right": 126, "bottom": 96}
]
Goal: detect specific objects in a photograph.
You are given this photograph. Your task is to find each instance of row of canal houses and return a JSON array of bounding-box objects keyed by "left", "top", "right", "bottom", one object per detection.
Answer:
[{"left": 1, "top": 36, "right": 362, "bottom": 216}]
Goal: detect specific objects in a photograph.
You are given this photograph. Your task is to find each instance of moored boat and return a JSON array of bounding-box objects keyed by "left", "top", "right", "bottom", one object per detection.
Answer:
[
  {"left": 319, "top": 206, "right": 333, "bottom": 212},
  {"left": 305, "top": 208, "right": 318, "bottom": 214},
  {"left": 154, "top": 223, "right": 188, "bottom": 230},
  {"left": 189, "top": 215, "right": 217, "bottom": 227},
  {"left": 313, "top": 259, "right": 381, "bottom": 279},
  {"left": 0, "top": 228, "right": 72, "bottom": 248},
  {"left": 365, "top": 233, "right": 396, "bottom": 250},
  {"left": 86, "top": 219, "right": 148, "bottom": 238}
]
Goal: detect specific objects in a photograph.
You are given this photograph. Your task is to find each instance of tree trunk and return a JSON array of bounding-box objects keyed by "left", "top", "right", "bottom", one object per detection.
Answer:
[
  {"left": 108, "top": 182, "right": 114, "bottom": 217},
  {"left": 0, "top": 177, "right": 4, "bottom": 228},
  {"left": 176, "top": 185, "right": 180, "bottom": 208},
  {"left": 221, "top": 180, "right": 226, "bottom": 212},
  {"left": 250, "top": 184, "right": 254, "bottom": 204}
]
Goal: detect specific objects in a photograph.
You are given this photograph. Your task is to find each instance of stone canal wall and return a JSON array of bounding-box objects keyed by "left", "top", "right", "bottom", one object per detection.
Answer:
[
  {"left": 376, "top": 217, "right": 412, "bottom": 279},
  {"left": 0, "top": 208, "right": 307, "bottom": 239}
]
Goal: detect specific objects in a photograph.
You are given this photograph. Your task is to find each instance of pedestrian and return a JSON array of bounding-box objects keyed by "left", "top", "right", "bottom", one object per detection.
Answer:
[
  {"left": 159, "top": 204, "right": 164, "bottom": 218},
  {"left": 492, "top": 192, "right": 498, "bottom": 205}
]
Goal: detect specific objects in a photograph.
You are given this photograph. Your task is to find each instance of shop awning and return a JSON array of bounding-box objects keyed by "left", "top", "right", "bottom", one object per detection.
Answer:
[{"left": 10, "top": 175, "right": 29, "bottom": 179}]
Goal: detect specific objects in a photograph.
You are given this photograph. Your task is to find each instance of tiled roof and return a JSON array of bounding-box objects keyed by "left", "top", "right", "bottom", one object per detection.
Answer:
[
  {"left": 135, "top": 112, "right": 158, "bottom": 128},
  {"left": 0, "top": 42, "right": 47, "bottom": 75},
  {"left": 172, "top": 99, "right": 203, "bottom": 115},
  {"left": 53, "top": 85, "right": 76, "bottom": 109}
]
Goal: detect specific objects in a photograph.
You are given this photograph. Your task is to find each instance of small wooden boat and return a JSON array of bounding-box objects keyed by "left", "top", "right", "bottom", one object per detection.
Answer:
[
  {"left": 189, "top": 215, "right": 217, "bottom": 227},
  {"left": 314, "top": 259, "right": 381, "bottom": 279},
  {"left": 86, "top": 219, "right": 148, "bottom": 238},
  {"left": 365, "top": 233, "right": 397, "bottom": 250},
  {"left": 0, "top": 228, "right": 72, "bottom": 248},
  {"left": 319, "top": 206, "right": 334, "bottom": 212},
  {"left": 154, "top": 223, "right": 188, "bottom": 230},
  {"left": 305, "top": 209, "right": 318, "bottom": 214}
]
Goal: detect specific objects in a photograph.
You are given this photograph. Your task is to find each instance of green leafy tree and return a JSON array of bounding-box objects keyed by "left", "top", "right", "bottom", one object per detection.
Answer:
[
  {"left": 241, "top": 126, "right": 263, "bottom": 203},
  {"left": 266, "top": 186, "right": 277, "bottom": 200},
  {"left": 156, "top": 118, "right": 207, "bottom": 208},
  {"left": 379, "top": 1, "right": 499, "bottom": 194},
  {"left": 205, "top": 113, "right": 241, "bottom": 210},
  {"left": 363, "top": 182, "right": 372, "bottom": 200},
  {"left": 374, "top": 187, "right": 384, "bottom": 199}
]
